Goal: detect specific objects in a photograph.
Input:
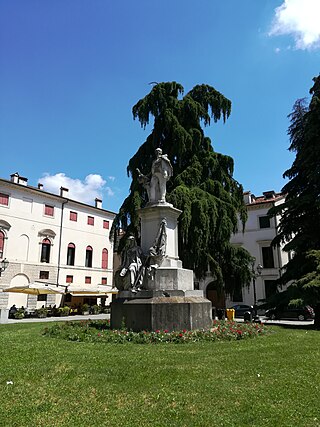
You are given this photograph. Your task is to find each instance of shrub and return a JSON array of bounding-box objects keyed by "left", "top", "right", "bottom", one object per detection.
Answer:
[
  {"left": 14, "top": 309, "right": 25, "bottom": 320},
  {"left": 90, "top": 305, "right": 100, "bottom": 315},
  {"left": 81, "top": 304, "right": 89, "bottom": 313},
  {"left": 58, "top": 306, "right": 70, "bottom": 317},
  {"left": 35, "top": 307, "right": 48, "bottom": 318}
]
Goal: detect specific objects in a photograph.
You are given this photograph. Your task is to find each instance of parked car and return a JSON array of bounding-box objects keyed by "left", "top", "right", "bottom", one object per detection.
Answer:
[
  {"left": 265, "top": 305, "right": 315, "bottom": 321},
  {"left": 230, "top": 304, "right": 255, "bottom": 318}
]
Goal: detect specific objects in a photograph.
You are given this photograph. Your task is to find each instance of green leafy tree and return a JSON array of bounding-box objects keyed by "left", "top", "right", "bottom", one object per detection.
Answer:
[
  {"left": 270, "top": 76, "right": 320, "bottom": 327},
  {"left": 112, "top": 82, "right": 252, "bottom": 296}
]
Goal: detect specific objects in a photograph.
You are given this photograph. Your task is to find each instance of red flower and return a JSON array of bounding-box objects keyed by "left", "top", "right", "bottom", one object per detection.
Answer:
[{"left": 179, "top": 333, "right": 183, "bottom": 337}]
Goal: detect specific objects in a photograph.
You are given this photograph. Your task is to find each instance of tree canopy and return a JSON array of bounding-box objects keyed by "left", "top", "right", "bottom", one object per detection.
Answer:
[
  {"left": 270, "top": 75, "right": 320, "bottom": 325},
  {"left": 112, "top": 82, "right": 252, "bottom": 295}
]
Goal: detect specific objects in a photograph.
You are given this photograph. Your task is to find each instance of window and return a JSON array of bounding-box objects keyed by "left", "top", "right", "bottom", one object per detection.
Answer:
[
  {"left": 66, "top": 275, "right": 73, "bottom": 283},
  {"left": 44, "top": 205, "right": 54, "bottom": 216},
  {"left": 259, "top": 216, "right": 271, "bottom": 229},
  {"left": 103, "top": 220, "right": 110, "bottom": 229},
  {"left": 262, "top": 246, "right": 274, "bottom": 268},
  {"left": 40, "top": 238, "right": 51, "bottom": 263},
  {"left": 87, "top": 216, "right": 94, "bottom": 226},
  {"left": 101, "top": 277, "right": 107, "bottom": 285},
  {"left": 85, "top": 246, "right": 93, "bottom": 267},
  {"left": 39, "top": 271, "right": 49, "bottom": 280},
  {"left": 85, "top": 276, "right": 91, "bottom": 284},
  {"left": 37, "top": 294, "right": 47, "bottom": 302},
  {"left": 0, "top": 231, "right": 4, "bottom": 258},
  {"left": 0, "top": 193, "right": 9, "bottom": 206},
  {"left": 67, "top": 243, "right": 75, "bottom": 266},
  {"left": 101, "top": 248, "right": 108, "bottom": 269},
  {"left": 70, "top": 211, "right": 77, "bottom": 222},
  {"left": 264, "top": 280, "right": 278, "bottom": 299}
]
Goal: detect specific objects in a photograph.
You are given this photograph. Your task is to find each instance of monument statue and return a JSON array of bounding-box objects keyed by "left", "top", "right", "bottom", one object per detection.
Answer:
[
  {"left": 111, "top": 146, "right": 212, "bottom": 331},
  {"left": 147, "top": 218, "right": 167, "bottom": 279},
  {"left": 114, "top": 236, "right": 145, "bottom": 292},
  {"left": 114, "top": 219, "right": 168, "bottom": 290},
  {"left": 149, "top": 218, "right": 167, "bottom": 261},
  {"left": 137, "top": 148, "right": 173, "bottom": 204}
]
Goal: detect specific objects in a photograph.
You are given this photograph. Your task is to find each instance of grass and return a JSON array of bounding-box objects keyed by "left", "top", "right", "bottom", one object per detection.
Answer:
[{"left": 0, "top": 322, "right": 320, "bottom": 427}]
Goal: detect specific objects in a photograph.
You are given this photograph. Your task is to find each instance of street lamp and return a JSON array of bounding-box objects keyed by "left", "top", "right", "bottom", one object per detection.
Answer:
[
  {"left": 0, "top": 258, "right": 9, "bottom": 277},
  {"left": 251, "top": 258, "right": 263, "bottom": 317}
]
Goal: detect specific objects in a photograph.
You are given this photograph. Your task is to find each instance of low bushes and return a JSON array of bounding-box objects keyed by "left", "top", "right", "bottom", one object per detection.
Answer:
[
  {"left": 13, "top": 308, "right": 25, "bottom": 319},
  {"left": 43, "top": 319, "right": 269, "bottom": 344},
  {"left": 58, "top": 306, "right": 70, "bottom": 317},
  {"left": 35, "top": 307, "right": 48, "bottom": 318},
  {"left": 10, "top": 305, "right": 110, "bottom": 319}
]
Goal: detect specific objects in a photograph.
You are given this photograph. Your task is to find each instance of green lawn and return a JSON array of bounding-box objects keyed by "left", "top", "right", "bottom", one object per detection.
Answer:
[{"left": 0, "top": 322, "right": 319, "bottom": 427}]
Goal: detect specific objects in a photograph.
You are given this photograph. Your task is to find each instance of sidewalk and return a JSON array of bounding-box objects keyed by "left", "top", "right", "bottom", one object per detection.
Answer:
[{"left": 3, "top": 313, "right": 110, "bottom": 324}]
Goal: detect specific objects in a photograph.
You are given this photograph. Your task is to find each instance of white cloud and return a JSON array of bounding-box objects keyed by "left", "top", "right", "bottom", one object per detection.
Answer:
[
  {"left": 105, "top": 187, "right": 115, "bottom": 197},
  {"left": 108, "top": 176, "right": 116, "bottom": 182},
  {"left": 269, "top": 0, "right": 320, "bottom": 50},
  {"left": 275, "top": 47, "right": 281, "bottom": 53},
  {"left": 39, "top": 173, "right": 114, "bottom": 205}
]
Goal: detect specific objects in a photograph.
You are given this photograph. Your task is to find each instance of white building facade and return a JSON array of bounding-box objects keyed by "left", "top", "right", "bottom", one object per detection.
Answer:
[
  {"left": 0, "top": 173, "right": 115, "bottom": 309},
  {"left": 199, "top": 190, "right": 288, "bottom": 309}
]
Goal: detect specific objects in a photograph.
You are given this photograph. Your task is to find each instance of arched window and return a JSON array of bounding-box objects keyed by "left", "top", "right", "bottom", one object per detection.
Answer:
[
  {"left": 67, "top": 243, "right": 75, "bottom": 266},
  {"left": 0, "top": 231, "right": 5, "bottom": 258},
  {"left": 41, "top": 238, "right": 51, "bottom": 263},
  {"left": 85, "top": 246, "right": 93, "bottom": 268},
  {"left": 102, "top": 248, "right": 108, "bottom": 269}
]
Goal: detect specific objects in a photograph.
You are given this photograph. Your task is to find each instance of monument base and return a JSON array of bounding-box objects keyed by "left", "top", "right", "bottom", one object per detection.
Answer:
[{"left": 110, "top": 291, "right": 212, "bottom": 332}]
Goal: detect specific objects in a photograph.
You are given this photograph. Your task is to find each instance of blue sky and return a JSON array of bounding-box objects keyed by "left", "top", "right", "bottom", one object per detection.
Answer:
[{"left": 1, "top": 0, "right": 319, "bottom": 213}]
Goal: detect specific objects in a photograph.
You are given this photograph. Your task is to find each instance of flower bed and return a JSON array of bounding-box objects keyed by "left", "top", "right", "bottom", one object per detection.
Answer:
[{"left": 43, "top": 319, "right": 269, "bottom": 344}]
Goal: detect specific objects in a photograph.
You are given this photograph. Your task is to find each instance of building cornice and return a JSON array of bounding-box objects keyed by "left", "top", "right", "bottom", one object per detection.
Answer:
[{"left": 0, "top": 178, "right": 116, "bottom": 217}]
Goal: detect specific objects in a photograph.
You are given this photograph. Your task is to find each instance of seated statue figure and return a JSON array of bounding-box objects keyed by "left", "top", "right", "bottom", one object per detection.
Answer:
[
  {"left": 146, "top": 218, "right": 167, "bottom": 280},
  {"left": 114, "top": 236, "right": 145, "bottom": 292}
]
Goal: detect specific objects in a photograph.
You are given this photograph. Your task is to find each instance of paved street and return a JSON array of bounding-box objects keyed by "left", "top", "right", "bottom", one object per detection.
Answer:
[
  {"left": 2, "top": 313, "right": 314, "bottom": 327},
  {"left": 236, "top": 316, "right": 314, "bottom": 327}
]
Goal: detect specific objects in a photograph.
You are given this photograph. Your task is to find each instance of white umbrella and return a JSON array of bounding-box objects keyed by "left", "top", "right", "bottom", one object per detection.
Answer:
[
  {"left": 67, "top": 285, "right": 117, "bottom": 296},
  {"left": 2, "top": 283, "right": 65, "bottom": 295}
]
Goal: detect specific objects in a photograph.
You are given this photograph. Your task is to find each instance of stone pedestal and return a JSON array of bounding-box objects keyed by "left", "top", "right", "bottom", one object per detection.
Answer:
[
  {"left": 111, "top": 202, "right": 212, "bottom": 331},
  {"left": 110, "top": 291, "right": 212, "bottom": 331},
  {"left": 139, "top": 203, "right": 181, "bottom": 263},
  {"left": 147, "top": 266, "right": 193, "bottom": 291}
]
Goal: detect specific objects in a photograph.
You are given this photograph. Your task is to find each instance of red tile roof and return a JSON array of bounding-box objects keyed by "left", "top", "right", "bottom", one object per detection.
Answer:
[{"left": 247, "top": 193, "right": 285, "bottom": 206}]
